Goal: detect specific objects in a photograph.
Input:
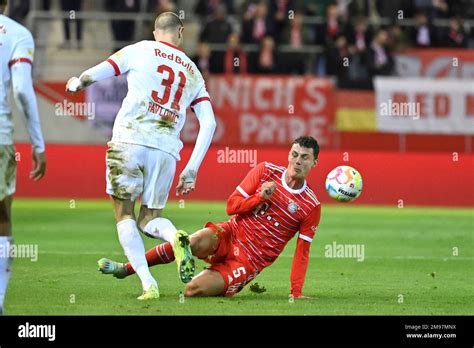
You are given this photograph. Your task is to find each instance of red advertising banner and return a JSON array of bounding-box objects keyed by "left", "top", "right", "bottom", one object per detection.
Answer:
[
  {"left": 395, "top": 49, "right": 474, "bottom": 78},
  {"left": 181, "top": 75, "right": 336, "bottom": 147},
  {"left": 14, "top": 144, "right": 474, "bottom": 207}
]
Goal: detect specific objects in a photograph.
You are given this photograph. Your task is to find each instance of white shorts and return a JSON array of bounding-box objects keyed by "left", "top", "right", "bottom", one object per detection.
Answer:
[{"left": 105, "top": 141, "right": 176, "bottom": 209}]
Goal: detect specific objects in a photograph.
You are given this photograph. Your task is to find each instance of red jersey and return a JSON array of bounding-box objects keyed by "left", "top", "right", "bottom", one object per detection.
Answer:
[{"left": 226, "top": 162, "right": 321, "bottom": 296}]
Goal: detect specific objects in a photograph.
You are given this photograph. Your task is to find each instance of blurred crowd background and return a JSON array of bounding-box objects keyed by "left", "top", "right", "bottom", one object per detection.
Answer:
[{"left": 5, "top": 0, "right": 474, "bottom": 89}]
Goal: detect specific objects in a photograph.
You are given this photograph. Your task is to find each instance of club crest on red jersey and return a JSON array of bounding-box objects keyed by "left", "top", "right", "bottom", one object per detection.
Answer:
[{"left": 287, "top": 200, "right": 299, "bottom": 213}]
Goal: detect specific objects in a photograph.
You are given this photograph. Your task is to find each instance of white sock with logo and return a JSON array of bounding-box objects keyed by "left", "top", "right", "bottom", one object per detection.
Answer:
[
  {"left": 117, "top": 219, "right": 157, "bottom": 291},
  {"left": 0, "top": 237, "right": 13, "bottom": 311},
  {"left": 143, "top": 217, "right": 177, "bottom": 245}
]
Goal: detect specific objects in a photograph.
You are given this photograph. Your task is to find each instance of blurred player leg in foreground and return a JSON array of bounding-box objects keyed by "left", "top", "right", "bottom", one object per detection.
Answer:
[
  {"left": 0, "top": 194, "right": 13, "bottom": 314},
  {"left": 0, "top": 1, "right": 47, "bottom": 313}
]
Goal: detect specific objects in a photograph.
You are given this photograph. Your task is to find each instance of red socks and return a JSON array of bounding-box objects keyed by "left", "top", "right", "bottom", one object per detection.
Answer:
[{"left": 125, "top": 242, "right": 175, "bottom": 275}]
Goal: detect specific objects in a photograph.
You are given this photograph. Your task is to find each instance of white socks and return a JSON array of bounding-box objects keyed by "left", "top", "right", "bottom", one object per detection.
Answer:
[
  {"left": 0, "top": 237, "right": 13, "bottom": 311},
  {"left": 117, "top": 219, "right": 157, "bottom": 291},
  {"left": 143, "top": 217, "right": 177, "bottom": 245}
]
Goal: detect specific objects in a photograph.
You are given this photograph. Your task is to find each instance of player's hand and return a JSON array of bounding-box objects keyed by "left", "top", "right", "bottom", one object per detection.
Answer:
[
  {"left": 30, "top": 151, "right": 46, "bottom": 181},
  {"left": 176, "top": 170, "right": 197, "bottom": 196},
  {"left": 66, "top": 76, "right": 82, "bottom": 93},
  {"left": 66, "top": 75, "right": 92, "bottom": 93},
  {"left": 260, "top": 181, "right": 276, "bottom": 199}
]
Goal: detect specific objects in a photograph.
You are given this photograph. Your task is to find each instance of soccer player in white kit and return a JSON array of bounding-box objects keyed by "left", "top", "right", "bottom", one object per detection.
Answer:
[
  {"left": 66, "top": 12, "right": 216, "bottom": 300},
  {"left": 0, "top": 0, "right": 47, "bottom": 314}
]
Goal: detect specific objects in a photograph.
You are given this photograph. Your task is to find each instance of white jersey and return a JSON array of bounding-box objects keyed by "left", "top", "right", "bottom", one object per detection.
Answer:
[
  {"left": 0, "top": 15, "right": 44, "bottom": 152},
  {"left": 106, "top": 40, "right": 210, "bottom": 160}
]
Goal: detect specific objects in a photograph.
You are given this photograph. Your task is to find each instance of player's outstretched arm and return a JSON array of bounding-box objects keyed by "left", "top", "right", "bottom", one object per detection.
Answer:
[
  {"left": 66, "top": 61, "right": 114, "bottom": 93},
  {"left": 176, "top": 101, "right": 216, "bottom": 196},
  {"left": 290, "top": 205, "right": 321, "bottom": 298},
  {"left": 11, "top": 60, "right": 46, "bottom": 181},
  {"left": 66, "top": 44, "right": 134, "bottom": 93},
  {"left": 290, "top": 238, "right": 312, "bottom": 299}
]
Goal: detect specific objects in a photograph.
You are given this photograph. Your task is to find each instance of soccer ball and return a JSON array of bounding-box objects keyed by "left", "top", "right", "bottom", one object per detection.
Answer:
[{"left": 325, "top": 165, "right": 363, "bottom": 202}]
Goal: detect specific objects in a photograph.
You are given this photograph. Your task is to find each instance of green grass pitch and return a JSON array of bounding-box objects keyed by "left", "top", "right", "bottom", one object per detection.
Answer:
[{"left": 5, "top": 199, "right": 473, "bottom": 315}]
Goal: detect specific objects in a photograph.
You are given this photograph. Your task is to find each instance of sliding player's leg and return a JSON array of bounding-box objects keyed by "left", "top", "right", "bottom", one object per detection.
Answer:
[
  {"left": 184, "top": 223, "right": 259, "bottom": 297},
  {"left": 101, "top": 231, "right": 227, "bottom": 297},
  {"left": 189, "top": 226, "right": 221, "bottom": 259},
  {"left": 100, "top": 225, "right": 227, "bottom": 297},
  {"left": 184, "top": 258, "right": 259, "bottom": 298},
  {"left": 183, "top": 269, "right": 225, "bottom": 297},
  {"left": 99, "top": 226, "right": 221, "bottom": 279},
  {"left": 98, "top": 241, "right": 175, "bottom": 278}
]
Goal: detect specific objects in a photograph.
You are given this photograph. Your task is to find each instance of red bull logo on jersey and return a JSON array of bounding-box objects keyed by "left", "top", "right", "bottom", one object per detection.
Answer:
[{"left": 154, "top": 48, "right": 195, "bottom": 75}]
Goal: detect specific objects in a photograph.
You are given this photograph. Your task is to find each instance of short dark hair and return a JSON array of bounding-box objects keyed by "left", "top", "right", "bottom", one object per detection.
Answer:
[
  {"left": 154, "top": 12, "right": 183, "bottom": 31},
  {"left": 292, "top": 136, "right": 320, "bottom": 159}
]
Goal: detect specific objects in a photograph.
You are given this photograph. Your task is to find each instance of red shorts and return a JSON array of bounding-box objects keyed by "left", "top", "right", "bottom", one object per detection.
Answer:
[{"left": 203, "top": 221, "right": 259, "bottom": 297}]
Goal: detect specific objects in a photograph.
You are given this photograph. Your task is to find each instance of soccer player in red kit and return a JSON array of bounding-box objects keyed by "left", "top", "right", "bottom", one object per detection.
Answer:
[{"left": 99, "top": 136, "right": 321, "bottom": 298}]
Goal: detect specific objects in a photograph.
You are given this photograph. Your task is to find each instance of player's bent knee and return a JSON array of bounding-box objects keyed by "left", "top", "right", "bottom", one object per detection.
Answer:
[
  {"left": 184, "top": 270, "right": 225, "bottom": 297},
  {"left": 189, "top": 234, "right": 204, "bottom": 257},
  {"left": 190, "top": 228, "right": 217, "bottom": 259}
]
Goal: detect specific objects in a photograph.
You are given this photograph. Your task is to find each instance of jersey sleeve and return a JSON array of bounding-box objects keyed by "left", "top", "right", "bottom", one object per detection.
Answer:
[
  {"left": 190, "top": 82, "right": 211, "bottom": 112},
  {"left": 225, "top": 162, "right": 268, "bottom": 215},
  {"left": 298, "top": 203, "right": 321, "bottom": 243},
  {"left": 106, "top": 43, "right": 136, "bottom": 76},
  {"left": 236, "top": 162, "right": 266, "bottom": 198},
  {"left": 10, "top": 30, "right": 34, "bottom": 67},
  {"left": 10, "top": 31, "right": 45, "bottom": 153},
  {"left": 182, "top": 94, "right": 216, "bottom": 176}
]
